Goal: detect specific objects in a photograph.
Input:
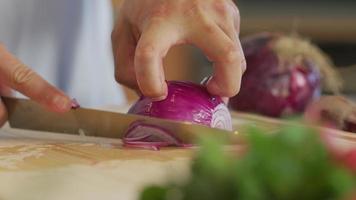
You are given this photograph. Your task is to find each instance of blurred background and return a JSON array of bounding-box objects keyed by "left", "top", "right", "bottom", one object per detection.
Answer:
[
  {"left": 113, "top": 0, "right": 356, "bottom": 101},
  {"left": 1, "top": 0, "right": 355, "bottom": 104}
]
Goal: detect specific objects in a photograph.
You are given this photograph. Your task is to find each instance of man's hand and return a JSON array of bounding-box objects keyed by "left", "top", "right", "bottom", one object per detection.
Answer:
[
  {"left": 112, "top": 0, "right": 245, "bottom": 101},
  {"left": 0, "top": 43, "right": 72, "bottom": 126}
]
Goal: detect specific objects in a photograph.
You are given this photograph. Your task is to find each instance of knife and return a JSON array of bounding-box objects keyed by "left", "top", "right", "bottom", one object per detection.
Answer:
[{"left": 2, "top": 97, "right": 239, "bottom": 144}]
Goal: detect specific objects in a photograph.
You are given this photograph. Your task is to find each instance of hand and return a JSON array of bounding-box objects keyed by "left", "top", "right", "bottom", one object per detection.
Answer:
[
  {"left": 112, "top": 0, "right": 245, "bottom": 101},
  {"left": 0, "top": 43, "right": 72, "bottom": 126}
]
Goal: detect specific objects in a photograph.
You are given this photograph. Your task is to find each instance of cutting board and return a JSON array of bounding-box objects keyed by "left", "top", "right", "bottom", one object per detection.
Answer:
[
  {"left": 0, "top": 126, "right": 194, "bottom": 200},
  {"left": 1, "top": 108, "right": 356, "bottom": 200}
]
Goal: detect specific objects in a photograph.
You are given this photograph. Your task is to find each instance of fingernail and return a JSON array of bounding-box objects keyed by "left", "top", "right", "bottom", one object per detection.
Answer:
[
  {"left": 53, "top": 95, "right": 70, "bottom": 111},
  {"left": 201, "top": 76, "right": 213, "bottom": 86},
  {"left": 151, "top": 95, "right": 167, "bottom": 102}
]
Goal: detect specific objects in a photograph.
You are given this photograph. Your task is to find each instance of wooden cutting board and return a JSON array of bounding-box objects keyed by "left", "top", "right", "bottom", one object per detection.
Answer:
[
  {"left": 0, "top": 126, "right": 194, "bottom": 200},
  {"left": 0, "top": 109, "right": 356, "bottom": 200}
]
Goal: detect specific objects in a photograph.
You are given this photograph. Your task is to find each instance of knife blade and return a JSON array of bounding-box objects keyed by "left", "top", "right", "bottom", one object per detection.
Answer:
[{"left": 2, "top": 97, "right": 239, "bottom": 144}]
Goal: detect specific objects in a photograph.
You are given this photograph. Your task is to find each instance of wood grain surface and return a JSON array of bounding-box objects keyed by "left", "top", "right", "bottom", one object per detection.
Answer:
[{"left": 0, "top": 109, "right": 356, "bottom": 200}]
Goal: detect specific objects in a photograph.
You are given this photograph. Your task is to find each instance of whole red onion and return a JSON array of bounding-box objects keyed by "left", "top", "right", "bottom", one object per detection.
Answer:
[{"left": 229, "top": 33, "right": 341, "bottom": 117}]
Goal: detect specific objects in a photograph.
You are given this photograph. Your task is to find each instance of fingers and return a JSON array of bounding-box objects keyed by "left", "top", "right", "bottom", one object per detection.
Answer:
[
  {"left": 215, "top": 18, "right": 246, "bottom": 74},
  {"left": 0, "top": 44, "right": 71, "bottom": 112},
  {"left": 112, "top": 19, "right": 139, "bottom": 91},
  {"left": 189, "top": 22, "right": 245, "bottom": 97},
  {"left": 114, "top": 0, "right": 244, "bottom": 99},
  {"left": 134, "top": 20, "right": 181, "bottom": 100},
  {"left": 214, "top": 2, "right": 245, "bottom": 75}
]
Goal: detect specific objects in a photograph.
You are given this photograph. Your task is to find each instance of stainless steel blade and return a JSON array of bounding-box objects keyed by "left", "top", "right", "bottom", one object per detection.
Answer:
[{"left": 2, "top": 97, "right": 239, "bottom": 144}]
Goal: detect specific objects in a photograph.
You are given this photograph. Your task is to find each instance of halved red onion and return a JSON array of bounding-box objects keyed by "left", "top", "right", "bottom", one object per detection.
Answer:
[{"left": 123, "top": 81, "right": 232, "bottom": 149}]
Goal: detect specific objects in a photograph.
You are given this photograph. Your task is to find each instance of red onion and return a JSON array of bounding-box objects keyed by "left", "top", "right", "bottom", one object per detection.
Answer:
[
  {"left": 123, "top": 81, "right": 232, "bottom": 150},
  {"left": 229, "top": 33, "right": 341, "bottom": 117}
]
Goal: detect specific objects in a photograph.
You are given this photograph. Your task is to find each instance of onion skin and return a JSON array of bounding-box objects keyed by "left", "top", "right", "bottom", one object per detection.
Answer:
[{"left": 229, "top": 33, "right": 330, "bottom": 117}]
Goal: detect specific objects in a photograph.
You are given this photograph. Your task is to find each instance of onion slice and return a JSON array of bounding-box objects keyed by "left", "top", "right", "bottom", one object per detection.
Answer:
[{"left": 123, "top": 121, "right": 192, "bottom": 151}]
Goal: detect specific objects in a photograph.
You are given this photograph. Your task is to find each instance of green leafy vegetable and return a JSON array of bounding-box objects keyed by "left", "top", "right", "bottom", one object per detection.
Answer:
[{"left": 140, "top": 125, "right": 355, "bottom": 200}]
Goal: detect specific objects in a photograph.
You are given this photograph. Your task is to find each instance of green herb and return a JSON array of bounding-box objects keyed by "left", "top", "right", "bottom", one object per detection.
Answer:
[{"left": 140, "top": 125, "right": 355, "bottom": 200}]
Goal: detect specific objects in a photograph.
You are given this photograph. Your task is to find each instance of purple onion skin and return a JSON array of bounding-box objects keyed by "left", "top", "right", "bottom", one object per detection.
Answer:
[
  {"left": 229, "top": 34, "right": 321, "bottom": 117},
  {"left": 128, "top": 81, "right": 226, "bottom": 127}
]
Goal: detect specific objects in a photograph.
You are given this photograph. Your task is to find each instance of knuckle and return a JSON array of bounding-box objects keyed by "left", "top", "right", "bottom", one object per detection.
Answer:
[
  {"left": 221, "top": 43, "right": 240, "bottom": 64},
  {"left": 190, "top": 0, "right": 201, "bottom": 12},
  {"left": 149, "top": 2, "right": 172, "bottom": 18},
  {"left": 212, "top": 1, "right": 230, "bottom": 16},
  {"left": 184, "top": 0, "right": 204, "bottom": 17},
  {"left": 200, "top": 21, "right": 215, "bottom": 34},
  {"left": 146, "top": 16, "right": 165, "bottom": 28},
  {"left": 212, "top": 1, "right": 240, "bottom": 22},
  {"left": 11, "top": 64, "right": 35, "bottom": 86},
  {"left": 135, "top": 44, "right": 156, "bottom": 62}
]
